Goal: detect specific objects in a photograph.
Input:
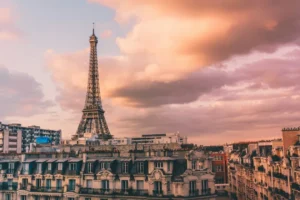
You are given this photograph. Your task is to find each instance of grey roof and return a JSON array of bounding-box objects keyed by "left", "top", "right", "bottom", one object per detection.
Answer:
[
  {"left": 23, "top": 159, "right": 36, "bottom": 163},
  {"left": 0, "top": 159, "right": 19, "bottom": 163},
  {"left": 35, "top": 158, "right": 49, "bottom": 163},
  {"left": 68, "top": 158, "right": 82, "bottom": 162},
  {"left": 118, "top": 158, "right": 132, "bottom": 162},
  {"left": 46, "top": 159, "right": 57, "bottom": 163},
  {"left": 135, "top": 158, "right": 149, "bottom": 161},
  {"left": 56, "top": 158, "right": 68, "bottom": 162},
  {"left": 86, "top": 159, "right": 97, "bottom": 162},
  {"left": 148, "top": 157, "right": 175, "bottom": 161},
  {"left": 98, "top": 158, "right": 116, "bottom": 162}
]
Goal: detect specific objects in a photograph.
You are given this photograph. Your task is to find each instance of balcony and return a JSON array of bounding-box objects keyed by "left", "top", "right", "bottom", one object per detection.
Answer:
[
  {"left": 153, "top": 190, "right": 163, "bottom": 196},
  {"left": 7, "top": 169, "right": 15, "bottom": 174},
  {"left": 80, "top": 188, "right": 111, "bottom": 194},
  {"left": 80, "top": 188, "right": 149, "bottom": 196},
  {"left": 20, "top": 184, "right": 28, "bottom": 190},
  {"left": 189, "top": 189, "right": 199, "bottom": 196},
  {"left": 31, "top": 186, "right": 63, "bottom": 193},
  {"left": 0, "top": 183, "right": 18, "bottom": 190},
  {"left": 292, "top": 183, "right": 300, "bottom": 191},
  {"left": 201, "top": 188, "right": 211, "bottom": 195}
]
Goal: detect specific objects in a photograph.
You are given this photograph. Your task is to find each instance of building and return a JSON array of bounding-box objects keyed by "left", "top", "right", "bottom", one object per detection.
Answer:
[
  {"left": 75, "top": 27, "right": 112, "bottom": 140},
  {"left": 210, "top": 152, "right": 228, "bottom": 184},
  {"left": 0, "top": 122, "right": 61, "bottom": 153},
  {"left": 227, "top": 127, "right": 300, "bottom": 200},
  {"left": 0, "top": 147, "right": 217, "bottom": 200}
]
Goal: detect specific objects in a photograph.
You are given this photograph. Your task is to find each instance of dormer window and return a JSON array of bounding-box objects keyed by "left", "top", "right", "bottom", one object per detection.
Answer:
[
  {"left": 192, "top": 161, "right": 197, "bottom": 170},
  {"left": 37, "top": 163, "right": 42, "bottom": 173},
  {"left": 69, "top": 163, "right": 76, "bottom": 171},
  {"left": 58, "top": 163, "right": 63, "bottom": 171},
  {"left": 122, "top": 162, "right": 128, "bottom": 173},
  {"left": 8, "top": 163, "right": 14, "bottom": 170},
  {"left": 87, "top": 163, "right": 92, "bottom": 173},
  {"left": 155, "top": 162, "right": 163, "bottom": 168}
]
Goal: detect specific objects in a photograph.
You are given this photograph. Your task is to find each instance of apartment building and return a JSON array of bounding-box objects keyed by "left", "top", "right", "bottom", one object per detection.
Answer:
[
  {"left": 0, "top": 147, "right": 216, "bottom": 200},
  {"left": 0, "top": 122, "right": 61, "bottom": 153},
  {"left": 228, "top": 127, "right": 300, "bottom": 200}
]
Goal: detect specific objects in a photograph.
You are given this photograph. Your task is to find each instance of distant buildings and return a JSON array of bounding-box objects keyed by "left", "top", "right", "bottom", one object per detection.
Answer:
[
  {"left": 227, "top": 127, "right": 300, "bottom": 200},
  {"left": 66, "top": 132, "right": 188, "bottom": 147},
  {"left": 0, "top": 122, "right": 61, "bottom": 153}
]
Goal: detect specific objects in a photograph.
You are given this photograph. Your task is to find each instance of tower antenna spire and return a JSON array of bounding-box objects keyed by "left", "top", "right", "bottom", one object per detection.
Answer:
[{"left": 93, "top": 22, "right": 95, "bottom": 35}]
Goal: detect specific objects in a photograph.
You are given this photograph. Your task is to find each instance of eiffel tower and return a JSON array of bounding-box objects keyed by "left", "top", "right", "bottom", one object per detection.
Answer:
[{"left": 76, "top": 27, "right": 112, "bottom": 140}]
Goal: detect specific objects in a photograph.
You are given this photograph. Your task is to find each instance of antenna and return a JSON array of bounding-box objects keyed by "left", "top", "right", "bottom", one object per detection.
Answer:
[{"left": 93, "top": 22, "right": 95, "bottom": 35}]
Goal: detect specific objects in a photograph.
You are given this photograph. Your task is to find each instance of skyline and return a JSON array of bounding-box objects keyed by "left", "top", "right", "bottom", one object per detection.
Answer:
[{"left": 1, "top": 0, "right": 300, "bottom": 145}]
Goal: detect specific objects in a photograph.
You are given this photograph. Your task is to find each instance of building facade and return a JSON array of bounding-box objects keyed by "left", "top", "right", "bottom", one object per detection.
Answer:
[
  {"left": 0, "top": 122, "right": 61, "bottom": 153},
  {"left": 0, "top": 148, "right": 216, "bottom": 200},
  {"left": 228, "top": 127, "right": 300, "bottom": 200}
]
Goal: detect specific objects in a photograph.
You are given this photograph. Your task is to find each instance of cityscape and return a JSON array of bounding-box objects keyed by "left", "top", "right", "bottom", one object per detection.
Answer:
[{"left": 1, "top": 1, "right": 300, "bottom": 200}]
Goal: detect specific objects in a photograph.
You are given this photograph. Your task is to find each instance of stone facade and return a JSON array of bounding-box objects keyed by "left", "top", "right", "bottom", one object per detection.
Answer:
[{"left": 0, "top": 148, "right": 216, "bottom": 200}]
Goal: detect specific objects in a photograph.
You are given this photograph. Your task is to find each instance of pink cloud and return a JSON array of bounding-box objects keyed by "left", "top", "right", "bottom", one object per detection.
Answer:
[
  {"left": 100, "top": 29, "right": 112, "bottom": 38},
  {"left": 0, "top": 7, "right": 22, "bottom": 41}
]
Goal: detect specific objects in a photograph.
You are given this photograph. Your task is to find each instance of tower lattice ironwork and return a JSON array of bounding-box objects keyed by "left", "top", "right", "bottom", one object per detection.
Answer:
[{"left": 76, "top": 27, "right": 112, "bottom": 139}]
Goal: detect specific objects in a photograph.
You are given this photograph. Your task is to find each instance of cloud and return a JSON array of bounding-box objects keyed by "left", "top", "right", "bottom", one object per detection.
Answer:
[
  {"left": 0, "top": 66, "right": 53, "bottom": 118},
  {"left": 0, "top": 7, "right": 22, "bottom": 40},
  {"left": 100, "top": 29, "right": 112, "bottom": 38},
  {"left": 46, "top": 1, "right": 300, "bottom": 143}
]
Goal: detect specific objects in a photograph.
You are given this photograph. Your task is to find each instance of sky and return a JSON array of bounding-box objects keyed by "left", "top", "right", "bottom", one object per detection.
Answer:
[{"left": 1, "top": 0, "right": 300, "bottom": 145}]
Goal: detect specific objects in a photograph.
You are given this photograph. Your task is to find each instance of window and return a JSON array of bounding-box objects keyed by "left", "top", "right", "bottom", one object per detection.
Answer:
[
  {"left": 87, "top": 180, "right": 92, "bottom": 188},
  {"left": 8, "top": 179, "right": 12, "bottom": 187},
  {"left": 87, "top": 163, "right": 92, "bottom": 173},
  {"left": 136, "top": 180, "right": 144, "bottom": 190},
  {"left": 22, "top": 178, "right": 28, "bottom": 188},
  {"left": 8, "top": 163, "right": 14, "bottom": 169},
  {"left": 154, "top": 181, "right": 162, "bottom": 193},
  {"left": 121, "top": 180, "right": 128, "bottom": 190},
  {"left": 46, "top": 179, "right": 51, "bottom": 189},
  {"left": 101, "top": 180, "right": 109, "bottom": 190},
  {"left": 122, "top": 162, "right": 128, "bottom": 173},
  {"left": 21, "top": 196, "right": 27, "bottom": 200},
  {"left": 167, "top": 161, "right": 171, "bottom": 171},
  {"left": 5, "top": 194, "right": 11, "bottom": 200},
  {"left": 23, "top": 164, "right": 29, "bottom": 174},
  {"left": 192, "top": 161, "right": 197, "bottom": 170},
  {"left": 137, "top": 162, "right": 144, "bottom": 173},
  {"left": 100, "top": 162, "right": 107, "bottom": 170},
  {"left": 48, "top": 163, "right": 51, "bottom": 171},
  {"left": 37, "top": 163, "right": 42, "bottom": 173},
  {"left": 56, "top": 179, "right": 62, "bottom": 189},
  {"left": 189, "top": 181, "right": 196, "bottom": 193},
  {"left": 155, "top": 162, "right": 163, "bottom": 168},
  {"left": 215, "top": 177, "right": 224, "bottom": 184},
  {"left": 167, "top": 181, "right": 171, "bottom": 191},
  {"left": 69, "top": 163, "right": 76, "bottom": 170},
  {"left": 36, "top": 179, "right": 41, "bottom": 188},
  {"left": 201, "top": 180, "right": 209, "bottom": 194},
  {"left": 58, "top": 163, "right": 63, "bottom": 171},
  {"left": 85, "top": 198, "right": 91, "bottom": 200},
  {"left": 68, "top": 198, "right": 74, "bottom": 200},
  {"left": 216, "top": 165, "right": 223, "bottom": 172},
  {"left": 68, "top": 179, "right": 75, "bottom": 191}
]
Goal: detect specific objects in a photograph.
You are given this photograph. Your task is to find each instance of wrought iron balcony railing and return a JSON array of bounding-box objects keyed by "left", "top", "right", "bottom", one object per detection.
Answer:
[{"left": 31, "top": 186, "right": 63, "bottom": 193}]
